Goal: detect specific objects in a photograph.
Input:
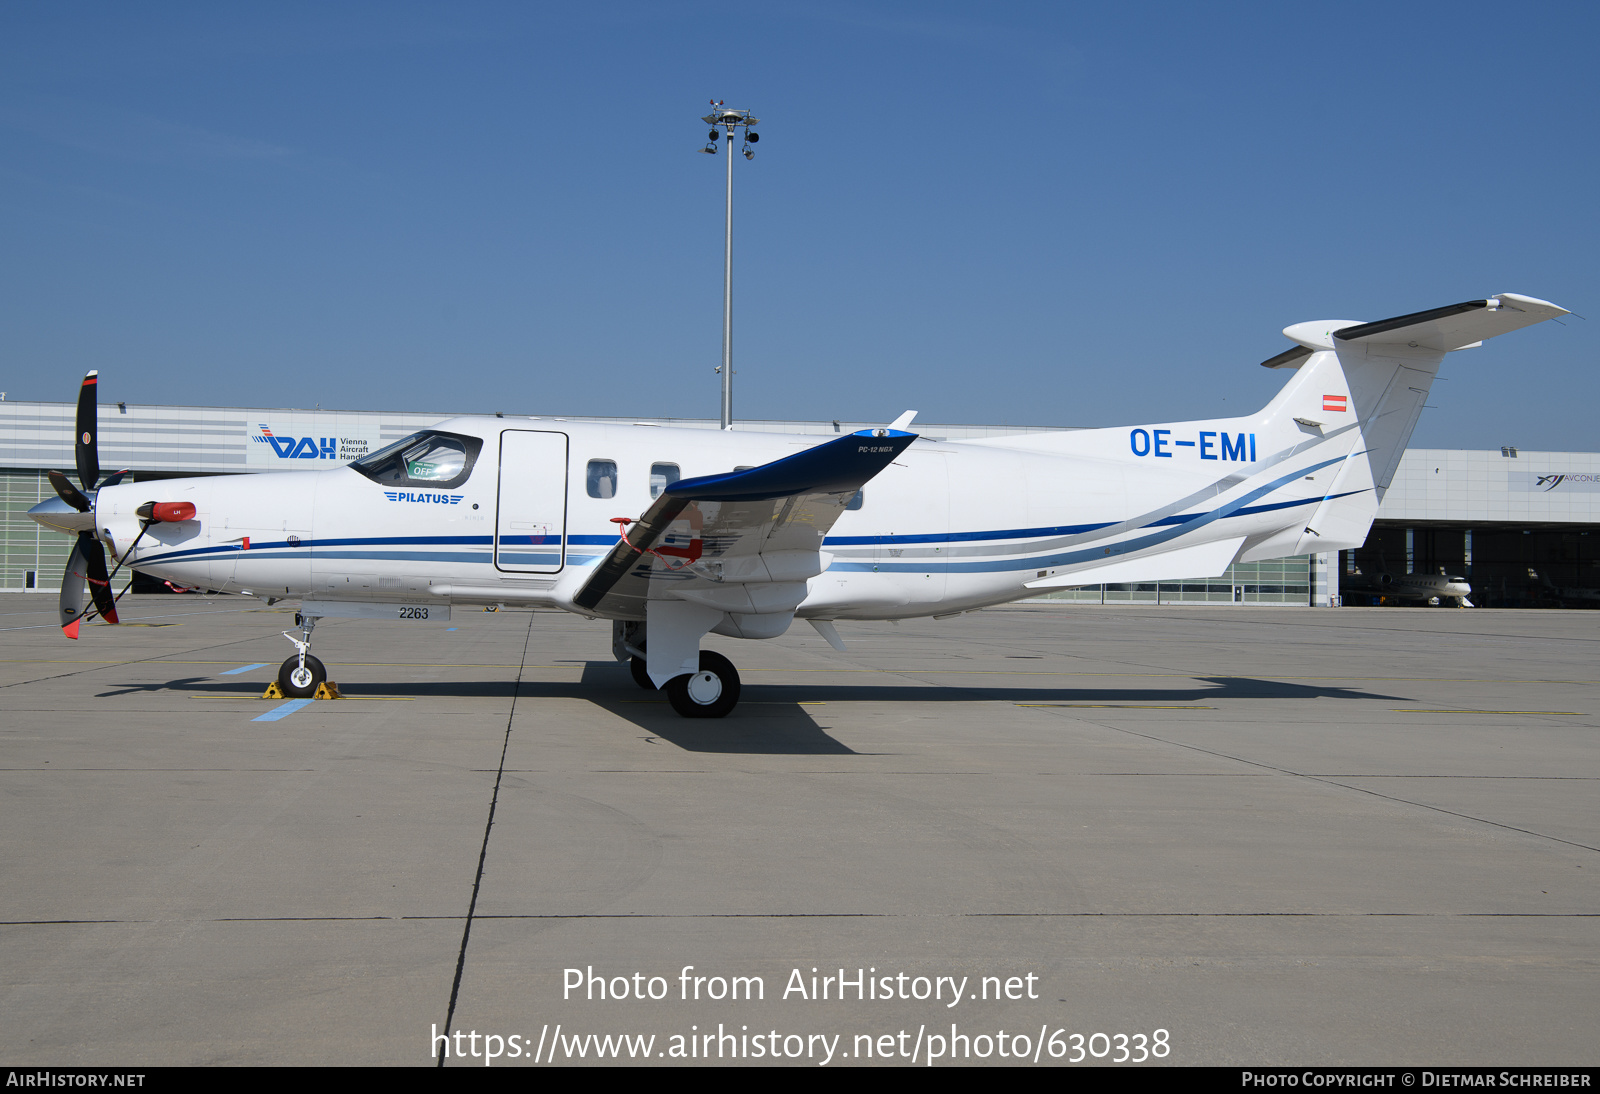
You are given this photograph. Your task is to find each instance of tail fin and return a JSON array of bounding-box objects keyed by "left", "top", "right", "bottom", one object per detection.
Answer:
[{"left": 1241, "top": 293, "right": 1567, "bottom": 560}]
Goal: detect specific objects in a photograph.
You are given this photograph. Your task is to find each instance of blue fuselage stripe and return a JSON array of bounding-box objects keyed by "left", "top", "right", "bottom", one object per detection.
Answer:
[
  {"left": 832, "top": 466, "right": 1353, "bottom": 574},
  {"left": 136, "top": 476, "right": 1358, "bottom": 577}
]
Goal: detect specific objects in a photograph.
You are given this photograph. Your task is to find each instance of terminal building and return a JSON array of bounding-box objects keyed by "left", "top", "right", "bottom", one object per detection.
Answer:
[{"left": 3, "top": 398, "right": 1596, "bottom": 607}]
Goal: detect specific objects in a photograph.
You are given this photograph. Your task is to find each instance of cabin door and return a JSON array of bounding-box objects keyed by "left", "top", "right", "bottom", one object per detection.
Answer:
[{"left": 495, "top": 430, "right": 569, "bottom": 573}]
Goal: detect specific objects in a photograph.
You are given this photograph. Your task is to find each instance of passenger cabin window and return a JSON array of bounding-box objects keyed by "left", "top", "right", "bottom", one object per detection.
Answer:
[
  {"left": 587, "top": 459, "right": 618, "bottom": 499},
  {"left": 351, "top": 431, "right": 482, "bottom": 490},
  {"left": 650, "top": 463, "right": 680, "bottom": 498}
]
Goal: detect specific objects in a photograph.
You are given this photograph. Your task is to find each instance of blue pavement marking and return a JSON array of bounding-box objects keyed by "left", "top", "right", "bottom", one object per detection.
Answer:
[
  {"left": 446, "top": 627, "right": 458, "bottom": 631},
  {"left": 220, "top": 663, "right": 269, "bottom": 675},
  {"left": 252, "top": 698, "right": 315, "bottom": 722}
]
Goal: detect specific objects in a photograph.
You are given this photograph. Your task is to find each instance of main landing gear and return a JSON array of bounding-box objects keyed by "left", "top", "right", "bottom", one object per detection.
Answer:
[
  {"left": 278, "top": 612, "right": 326, "bottom": 698},
  {"left": 663, "top": 651, "right": 741, "bottom": 719},
  {"left": 629, "top": 654, "right": 655, "bottom": 691},
  {"left": 616, "top": 620, "right": 742, "bottom": 718}
]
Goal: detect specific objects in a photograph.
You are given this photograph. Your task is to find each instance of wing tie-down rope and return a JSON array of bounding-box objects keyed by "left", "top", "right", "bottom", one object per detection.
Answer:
[{"left": 609, "top": 516, "right": 703, "bottom": 571}]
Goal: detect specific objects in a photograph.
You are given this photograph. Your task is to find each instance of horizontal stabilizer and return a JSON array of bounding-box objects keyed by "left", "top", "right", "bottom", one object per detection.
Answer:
[
  {"left": 1264, "top": 294, "right": 1567, "bottom": 365},
  {"left": 1260, "top": 344, "right": 1314, "bottom": 370},
  {"left": 1333, "top": 293, "right": 1567, "bottom": 352}
]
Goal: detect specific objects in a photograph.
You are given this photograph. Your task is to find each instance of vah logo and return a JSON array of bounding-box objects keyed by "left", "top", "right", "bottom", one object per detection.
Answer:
[
  {"left": 251, "top": 426, "right": 374, "bottom": 461},
  {"left": 253, "top": 425, "right": 335, "bottom": 459},
  {"left": 384, "top": 491, "right": 465, "bottom": 504}
]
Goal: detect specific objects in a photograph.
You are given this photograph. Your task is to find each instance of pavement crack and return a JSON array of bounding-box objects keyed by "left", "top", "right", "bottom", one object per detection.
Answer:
[{"left": 436, "top": 610, "right": 534, "bottom": 1064}]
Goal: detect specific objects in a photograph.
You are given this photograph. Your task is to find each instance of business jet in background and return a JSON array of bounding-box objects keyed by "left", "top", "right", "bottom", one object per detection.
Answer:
[{"left": 1341, "top": 565, "right": 1473, "bottom": 607}]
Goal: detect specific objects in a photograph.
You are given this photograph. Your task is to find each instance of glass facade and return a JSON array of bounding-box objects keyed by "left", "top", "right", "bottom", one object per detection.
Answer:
[
  {"left": 1030, "top": 558, "right": 1313, "bottom": 605},
  {"left": 2, "top": 469, "right": 75, "bottom": 592}
]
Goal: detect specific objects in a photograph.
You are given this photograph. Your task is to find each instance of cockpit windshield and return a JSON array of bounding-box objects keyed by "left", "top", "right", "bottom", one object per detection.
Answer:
[{"left": 351, "top": 430, "right": 482, "bottom": 490}]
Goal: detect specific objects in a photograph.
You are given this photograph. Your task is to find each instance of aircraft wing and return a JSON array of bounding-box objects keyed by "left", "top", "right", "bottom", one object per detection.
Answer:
[{"left": 573, "top": 428, "right": 917, "bottom": 617}]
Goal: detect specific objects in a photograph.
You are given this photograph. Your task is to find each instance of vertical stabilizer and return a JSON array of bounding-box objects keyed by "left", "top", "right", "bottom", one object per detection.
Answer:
[{"left": 1242, "top": 294, "right": 1566, "bottom": 560}]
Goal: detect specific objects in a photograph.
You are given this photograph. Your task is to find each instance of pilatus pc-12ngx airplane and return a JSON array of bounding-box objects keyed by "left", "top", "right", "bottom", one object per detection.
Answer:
[{"left": 29, "top": 293, "right": 1566, "bottom": 717}]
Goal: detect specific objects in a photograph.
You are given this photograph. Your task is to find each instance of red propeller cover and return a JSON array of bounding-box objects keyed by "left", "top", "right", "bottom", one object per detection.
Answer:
[{"left": 151, "top": 502, "right": 197, "bottom": 522}]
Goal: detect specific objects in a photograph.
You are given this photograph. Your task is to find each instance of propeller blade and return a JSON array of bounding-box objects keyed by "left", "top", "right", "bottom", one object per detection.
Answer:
[
  {"left": 60, "top": 535, "right": 89, "bottom": 634},
  {"left": 98, "top": 469, "right": 130, "bottom": 489},
  {"left": 81, "top": 532, "right": 119, "bottom": 625},
  {"left": 47, "top": 469, "right": 92, "bottom": 512},
  {"left": 59, "top": 531, "right": 119, "bottom": 634},
  {"left": 76, "top": 370, "right": 100, "bottom": 493}
]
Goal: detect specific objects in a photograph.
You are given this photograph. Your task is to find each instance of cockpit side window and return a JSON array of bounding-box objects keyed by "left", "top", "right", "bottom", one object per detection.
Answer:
[{"left": 352, "top": 431, "right": 483, "bottom": 490}]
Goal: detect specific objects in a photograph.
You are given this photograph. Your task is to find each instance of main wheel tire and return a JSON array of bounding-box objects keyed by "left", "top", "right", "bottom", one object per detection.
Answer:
[
  {"left": 664, "top": 651, "right": 740, "bottom": 718},
  {"left": 278, "top": 654, "right": 326, "bottom": 699},
  {"left": 629, "top": 655, "right": 656, "bottom": 690}
]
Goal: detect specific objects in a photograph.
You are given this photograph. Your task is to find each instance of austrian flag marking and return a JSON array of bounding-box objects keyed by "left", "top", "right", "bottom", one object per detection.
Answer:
[{"left": 1322, "top": 394, "right": 1348, "bottom": 412}]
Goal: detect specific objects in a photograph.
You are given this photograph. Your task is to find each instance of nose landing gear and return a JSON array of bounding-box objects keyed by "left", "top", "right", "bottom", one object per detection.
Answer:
[{"left": 278, "top": 613, "right": 326, "bottom": 698}]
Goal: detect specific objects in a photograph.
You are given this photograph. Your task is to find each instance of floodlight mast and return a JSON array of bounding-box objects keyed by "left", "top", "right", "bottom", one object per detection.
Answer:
[{"left": 699, "top": 103, "right": 759, "bottom": 429}]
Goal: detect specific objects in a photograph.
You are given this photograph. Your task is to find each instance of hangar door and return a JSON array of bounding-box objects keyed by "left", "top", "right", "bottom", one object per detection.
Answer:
[{"left": 495, "top": 430, "right": 568, "bottom": 573}]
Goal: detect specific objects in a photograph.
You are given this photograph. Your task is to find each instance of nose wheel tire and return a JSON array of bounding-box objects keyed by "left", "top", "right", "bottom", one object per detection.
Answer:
[
  {"left": 664, "top": 651, "right": 740, "bottom": 718},
  {"left": 278, "top": 654, "right": 326, "bottom": 699},
  {"left": 629, "top": 655, "right": 657, "bottom": 691}
]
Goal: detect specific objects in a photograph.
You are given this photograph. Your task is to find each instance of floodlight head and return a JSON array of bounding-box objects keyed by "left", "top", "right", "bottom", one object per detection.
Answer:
[
  {"left": 708, "top": 129, "right": 719, "bottom": 141},
  {"left": 747, "top": 132, "right": 759, "bottom": 143},
  {"left": 700, "top": 144, "right": 716, "bottom": 154},
  {"left": 743, "top": 149, "right": 753, "bottom": 160}
]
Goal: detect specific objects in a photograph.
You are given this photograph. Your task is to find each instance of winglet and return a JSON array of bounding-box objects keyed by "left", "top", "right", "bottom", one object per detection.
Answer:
[{"left": 889, "top": 410, "right": 917, "bottom": 431}]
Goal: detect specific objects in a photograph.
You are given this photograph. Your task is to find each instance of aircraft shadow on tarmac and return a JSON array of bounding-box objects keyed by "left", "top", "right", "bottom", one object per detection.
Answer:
[
  {"left": 573, "top": 661, "right": 857, "bottom": 755},
  {"left": 104, "top": 664, "right": 1405, "bottom": 756}
]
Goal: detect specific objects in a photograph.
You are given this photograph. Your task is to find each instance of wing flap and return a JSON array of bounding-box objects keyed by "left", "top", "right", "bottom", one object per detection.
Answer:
[{"left": 573, "top": 428, "right": 916, "bottom": 615}]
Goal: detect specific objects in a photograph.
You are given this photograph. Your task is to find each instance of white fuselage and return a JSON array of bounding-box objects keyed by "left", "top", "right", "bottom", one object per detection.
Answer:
[{"left": 89, "top": 413, "right": 1338, "bottom": 625}]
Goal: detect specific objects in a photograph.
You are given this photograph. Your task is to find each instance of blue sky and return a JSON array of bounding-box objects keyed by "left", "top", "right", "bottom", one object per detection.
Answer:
[{"left": 1, "top": 1, "right": 1595, "bottom": 448}]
